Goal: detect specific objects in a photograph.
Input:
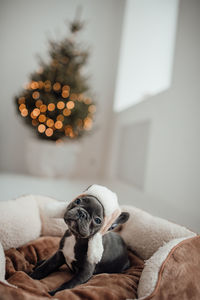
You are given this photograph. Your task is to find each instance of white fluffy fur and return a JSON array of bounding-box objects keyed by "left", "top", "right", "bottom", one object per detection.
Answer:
[
  {"left": 0, "top": 195, "right": 42, "bottom": 250},
  {"left": 87, "top": 232, "right": 104, "bottom": 264},
  {"left": 119, "top": 205, "right": 196, "bottom": 260},
  {"left": 0, "top": 195, "right": 41, "bottom": 286},
  {"left": 44, "top": 200, "right": 69, "bottom": 219},
  {"left": 34, "top": 195, "right": 67, "bottom": 237}
]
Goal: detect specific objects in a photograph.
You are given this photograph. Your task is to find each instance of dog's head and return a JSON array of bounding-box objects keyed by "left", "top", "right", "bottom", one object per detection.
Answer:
[{"left": 64, "top": 194, "right": 129, "bottom": 239}]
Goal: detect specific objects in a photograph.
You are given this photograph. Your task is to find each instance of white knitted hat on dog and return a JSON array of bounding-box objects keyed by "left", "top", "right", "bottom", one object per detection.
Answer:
[{"left": 83, "top": 184, "right": 119, "bottom": 217}]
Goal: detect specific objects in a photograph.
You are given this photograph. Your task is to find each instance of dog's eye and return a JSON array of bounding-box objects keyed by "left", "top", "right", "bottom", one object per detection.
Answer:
[
  {"left": 94, "top": 217, "right": 102, "bottom": 224},
  {"left": 74, "top": 198, "right": 81, "bottom": 205}
]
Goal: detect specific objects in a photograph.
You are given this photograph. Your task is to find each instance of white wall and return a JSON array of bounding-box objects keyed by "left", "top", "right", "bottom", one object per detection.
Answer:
[
  {"left": 0, "top": 0, "right": 124, "bottom": 178},
  {"left": 114, "top": 0, "right": 179, "bottom": 111},
  {"left": 107, "top": 0, "right": 200, "bottom": 231}
]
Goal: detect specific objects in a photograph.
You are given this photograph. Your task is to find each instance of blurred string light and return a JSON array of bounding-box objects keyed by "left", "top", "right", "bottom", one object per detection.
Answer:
[
  {"left": 15, "top": 19, "right": 95, "bottom": 141},
  {"left": 15, "top": 80, "right": 96, "bottom": 141},
  {"left": 57, "top": 101, "right": 65, "bottom": 109}
]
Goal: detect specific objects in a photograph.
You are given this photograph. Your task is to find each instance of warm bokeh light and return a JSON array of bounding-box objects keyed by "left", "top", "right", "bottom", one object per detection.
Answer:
[
  {"left": 18, "top": 97, "right": 25, "bottom": 105},
  {"left": 35, "top": 100, "right": 43, "bottom": 108},
  {"left": 38, "top": 114, "right": 46, "bottom": 123},
  {"left": 38, "top": 81, "right": 44, "bottom": 89},
  {"left": 30, "top": 112, "right": 36, "bottom": 119},
  {"left": 63, "top": 108, "right": 71, "bottom": 116},
  {"left": 84, "top": 98, "right": 92, "bottom": 105},
  {"left": 65, "top": 125, "right": 73, "bottom": 136},
  {"left": 88, "top": 104, "right": 96, "bottom": 113},
  {"left": 84, "top": 117, "right": 93, "bottom": 130},
  {"left": 57, "top": 114, "right": 64, "bottom": 121},
  {"left": 45, "top": 128, "right": 53, "bottom": 137},
  {"left": 62, "top": 85, "right": 70, "bottom": 91},
  {"left": 48, "top": 103, "right": 55, "bottom": 111},
  {"left": 15, "top": 19, "right": 97, "bottom": 143},
  {"left": 32, "top": 108, "right": 40, "bottom": 117},
  {"left": 69, "top": 132, "right": 75, "bottom": 138},
  {"left": 62, "top": 90, "right": 69, "bottom": 98},
  {"left": 19, "top": 103, "right": 26, "bottom": 111},
  {"left": 21, "top": 108, "right": 28, "bottom": 117},
  {"left": 53, "top": 82, "right": 61, "bottom": 91},
  {"left": 57, "top": 101, "right": 65, "bottom": 109},
  {"left": 16, "top": 78, "right": 95, "bottom": 140},
  {"left": 40, "top": 104, "right": 47, "bottom": 113},
  {"left": 30, "top": 81, "right": 39, "bottom": 90},
  {"left": 32, "top": 91, "right": 40, "bottom": 100},
  {"left": 46, "top": 119, "right": 54, "bottom": 127},
  {"left": 38, "top": 124, "right": 46, "bottom": 133},
  {"left": 55, "top": 120, "right": 63, "bottom": 129},
  {"left": 32, "top": 119, "right": 39, "bottom": 126},
  {"left": 66, "top": 101, "right": 75, "bottom": 110}
]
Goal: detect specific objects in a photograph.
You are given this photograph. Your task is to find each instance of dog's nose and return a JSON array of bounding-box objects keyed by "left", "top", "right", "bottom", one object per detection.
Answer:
[{"left": 77, "top": 209, "right": 87, "bottom": 219}]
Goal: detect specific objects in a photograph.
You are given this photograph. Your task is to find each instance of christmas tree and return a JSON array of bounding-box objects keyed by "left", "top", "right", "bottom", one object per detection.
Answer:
[{"left": 15, "top": 17, "right": 96, "bottom": 141}]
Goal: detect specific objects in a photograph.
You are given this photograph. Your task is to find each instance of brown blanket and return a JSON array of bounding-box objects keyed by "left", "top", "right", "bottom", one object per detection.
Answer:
[{"left": 0, "top": 237, "right": 144, "bottom": 300}]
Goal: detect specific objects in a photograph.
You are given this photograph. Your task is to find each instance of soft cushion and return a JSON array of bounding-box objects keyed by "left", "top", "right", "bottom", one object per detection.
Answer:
[
  {"left": 119, "top": 205, "right": 196, "bottom": 260},
  {"left": 146, "top": 236, "right": 200, "bottom": 300},
  {"left": 0, "top": 195, "right": 41, "bottom": 250},
  {"left": 1, "top": 236, "right": 144, "bottom": 300}
]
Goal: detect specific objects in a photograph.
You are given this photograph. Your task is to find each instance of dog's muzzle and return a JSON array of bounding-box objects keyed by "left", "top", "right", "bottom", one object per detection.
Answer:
[
  {"left": 64, "top": 208, "right": 88, "bottom": 222},
  {"left": 64, "top": 208, "right": 90, "bottom": 237},
  {"left": 77, "top": 209, "right": 88, "bottom": 220}
]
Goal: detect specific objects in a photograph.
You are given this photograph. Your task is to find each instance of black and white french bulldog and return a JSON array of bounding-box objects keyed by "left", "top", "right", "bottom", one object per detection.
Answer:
[{"left": 30, "top": 194, "right": 130, "bottom": 296}]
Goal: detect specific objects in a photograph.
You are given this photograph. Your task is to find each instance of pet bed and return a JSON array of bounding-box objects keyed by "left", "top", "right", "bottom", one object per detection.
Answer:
[{"left": 0, "top": 195, "right": 199, "bottom": 299}]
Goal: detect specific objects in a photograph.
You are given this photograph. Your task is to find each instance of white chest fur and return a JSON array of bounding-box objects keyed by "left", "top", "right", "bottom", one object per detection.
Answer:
[{"left": 62, "top": 235, "right": 76, "bottom": 269}]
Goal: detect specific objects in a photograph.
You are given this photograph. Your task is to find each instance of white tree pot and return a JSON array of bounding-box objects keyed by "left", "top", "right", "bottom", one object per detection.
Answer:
[{"left": 26, "top": 138, "right": 80, "bottom": 178}]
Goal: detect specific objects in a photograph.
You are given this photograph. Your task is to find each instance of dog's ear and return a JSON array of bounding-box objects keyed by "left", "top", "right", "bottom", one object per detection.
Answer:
[{"left": 108, "top": 212, "right": 129, "bottom": 231}]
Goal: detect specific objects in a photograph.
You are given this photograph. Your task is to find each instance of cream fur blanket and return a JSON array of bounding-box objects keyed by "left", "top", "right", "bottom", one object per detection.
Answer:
[{"left": 0, "top": 194, "right": 66, "bottom": 283}]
